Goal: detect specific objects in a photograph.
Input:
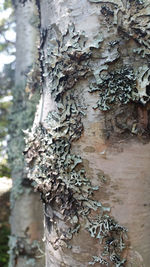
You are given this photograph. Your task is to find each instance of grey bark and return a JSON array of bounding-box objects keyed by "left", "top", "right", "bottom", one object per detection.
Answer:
[
  {"left": 25, "top": 0, "right": 150, "bottom": 266},
  {"left": 8, "top": 0, "right": 44, "bottom": 266}
]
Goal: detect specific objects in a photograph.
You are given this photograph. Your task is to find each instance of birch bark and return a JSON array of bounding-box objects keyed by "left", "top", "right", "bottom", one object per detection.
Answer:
[
  {"left": 9, "top": 1, "right": 44, "bottom": 266},
  {"left": 25, "top": 0, "right": 150, "bottom": 266}
]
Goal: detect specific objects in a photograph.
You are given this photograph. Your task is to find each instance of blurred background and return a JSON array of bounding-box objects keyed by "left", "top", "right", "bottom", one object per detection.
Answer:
[{"left": 0, "top": 0, "right": 15, "bottom": 266}]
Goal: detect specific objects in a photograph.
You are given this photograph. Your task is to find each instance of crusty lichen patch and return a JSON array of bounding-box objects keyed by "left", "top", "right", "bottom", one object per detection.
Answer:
[{"left": 8, "top": 235, "right": 40, "bottom": 267}]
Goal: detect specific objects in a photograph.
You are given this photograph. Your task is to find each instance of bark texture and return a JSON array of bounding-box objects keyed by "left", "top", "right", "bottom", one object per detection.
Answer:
[
  {"left": 8, "top": 0, "right": 44, "bottom": 266},
  {"left": 25, "top": 0, "right": 150, "bottom": 266}
]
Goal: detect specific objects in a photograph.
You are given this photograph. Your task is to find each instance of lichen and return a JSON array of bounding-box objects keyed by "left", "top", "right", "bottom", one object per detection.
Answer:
[
  {"left": 22, "top": 0, "right": 150, "bottom": 265},
  {"left": 41, "top": 24, "right": 91, "bottom": 102},
  {"left": 24, "top": 108, "right": 106, "bottom": 233},
  {"left": 25, "top": 117, "right": 127, "bottom": 265},
  {"left": 10, "top": 178, "right": 24, "bottom": 207},
  {"left": 87, "top": 215, "right": 127, "bottom": 266},
  {"left": 26, "top": 258, "right": 36, "bottom": 266},
  {"left": 89, "top": 256, "right": 126, "bottom": 266},
  {"left": 89, "top": 66, "right": 137, "bottom": 110},
  {"left": 8, "top": 64, "right": 40, "bottom": 207},
  {"left": 24, "top": 24, "right": 128, "bottom": 266},
  {"left": 88, "top": 0, "right": 150, "bottom": 108},
  {"left": 86, "top": 0, "right": 150, "bottom": 142},
  {"left": 8, "top": 236, "right": 40, "bottom": 267}
]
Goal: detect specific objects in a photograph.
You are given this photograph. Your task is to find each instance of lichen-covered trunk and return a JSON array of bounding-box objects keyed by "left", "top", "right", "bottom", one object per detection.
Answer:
[
  {"left": 25, "top": 0, "right": 150, "bottom": 266},
  {"left": 8, "top": 0, "right": 44, "bottom": 266}
]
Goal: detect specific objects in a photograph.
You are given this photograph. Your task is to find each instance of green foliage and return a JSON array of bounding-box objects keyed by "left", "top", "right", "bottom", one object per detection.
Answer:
[
  {"left": 0, "top": 0, "right": 14, "bottom": 178},
  {"left": 0, "top": 0, "right": 12, "bottom": 10},
  {"left": 0, "top": 224, "right": 10, "bottom": 267},
  {"left": 0, "top": 64, "right": 14, "bottom": 178},
  {"left": 0, "top": 159, "right": 11, "bottom": 177},
  {"left": 3, "top": 0, "right": 12, "bottom": 10},
  {"left": 0, "top": 0, "right": 15, "bottom": 55}
]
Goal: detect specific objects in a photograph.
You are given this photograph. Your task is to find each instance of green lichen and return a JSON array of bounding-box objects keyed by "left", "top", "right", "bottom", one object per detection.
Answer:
[
  {"left": 89, "top": 66, "right": 137, "bottom": 110},
  {"left": 24, "top": 105, "right": 106, "bottom": 231},
  {"left": 87, "top": 215, "right": 127, "bottom": 266},
  {"left": 24, "top": 24, "right": 128, "bottom": 266},
  {"left": 23, "top": 0, "right": 150, "bottom": 264},
  {"left": 88, "top": 0, "right": 150, "bottom": 109},
  {"left": 41, "top": 24, "right": 91, "bottom": 102}
]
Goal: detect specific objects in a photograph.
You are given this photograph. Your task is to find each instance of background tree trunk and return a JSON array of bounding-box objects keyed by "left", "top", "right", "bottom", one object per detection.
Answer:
[
  {"left": 8, "top": 1, "right": 44, "bottom": 266},
  {"left": 25, "top": 0, "right": 150, "bottom": 266}
]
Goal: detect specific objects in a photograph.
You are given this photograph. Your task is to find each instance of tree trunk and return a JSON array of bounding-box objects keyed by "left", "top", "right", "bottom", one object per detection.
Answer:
[
  {"left": 25, "top": 0, "right": 150, "bottom": 266},
  {"left": 8, "top": 0, "right": 44, "bottom": 266}
]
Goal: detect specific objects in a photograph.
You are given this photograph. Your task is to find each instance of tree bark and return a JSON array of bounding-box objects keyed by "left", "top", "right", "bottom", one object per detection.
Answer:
[
  {"left": 25, "top": 0, "right": 150, "bottom": 266},
  {"left": 8, "top": 1, "right": 44, "bottom": 266}
]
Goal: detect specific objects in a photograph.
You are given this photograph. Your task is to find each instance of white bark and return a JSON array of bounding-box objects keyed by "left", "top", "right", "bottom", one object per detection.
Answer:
[{"left": 26, "top": 0, "right": 150, "bottom": 266}]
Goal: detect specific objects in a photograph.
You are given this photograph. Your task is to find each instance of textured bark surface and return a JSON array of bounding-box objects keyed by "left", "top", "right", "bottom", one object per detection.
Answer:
[
  {"left": 25, "top": 0, "right": 150, "bottom": 266},
  {"left": 8, "top": 1, "right": 44, "bottom": 266}
]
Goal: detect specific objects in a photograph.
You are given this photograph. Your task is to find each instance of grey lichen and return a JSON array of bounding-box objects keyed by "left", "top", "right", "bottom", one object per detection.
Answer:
[
  {"left": 10, "top": 178, "right": 24, "bottom": 208},
  {"left": 88, "top": 0, "right": 150, "bottom": 108},
  {"left": 86, "top": 0, "right": 150, "bottom": 141},
  {"left": 89, "top": 256, "right": 126, "bottom": 266},
  {"left": 25, "top": 116, "right": 127, "bottom": 265},
  {"left": 8, "top": 64, "right": 40, "bottom": 207},
  {"left": 26, "top": 258, "right": 36, "bottom": 266},
  {"left": 41, "top": 24, "right": 91, "bottom": 102},
  {"left": 87, "top": 215, "right": 127, "bottom": 266},
  {"left": 24, "top": 105, "right": 106, "bottom": 234},
  {"left": 89, "top": 66, "right": 137, "bottom": 110},
  {"left": 23, "top": 0, "right": 150, "bottom": 264},
  {"left": 8, "top": 235, "right": 39, "bottom": 267},
  {"left": 24, "top": 24, "right": 128, "bottom": 266},
  {"left": 89, "top": 256, "right": 109, "bottom": 266}
]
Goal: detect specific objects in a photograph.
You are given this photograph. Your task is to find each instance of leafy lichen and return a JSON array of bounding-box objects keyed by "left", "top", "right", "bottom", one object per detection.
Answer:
[
  {"left": 89, "top": 66, "right": 137, "bottom": 110},
  {"left": 24, "top": 24, "right": 128, "bottom": 266},
  {"left": 23, "top": 0, "right": 150, "bottom": 264},
  {"left": 87, "top": 215, "right": 127, "bottom": 266}
]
